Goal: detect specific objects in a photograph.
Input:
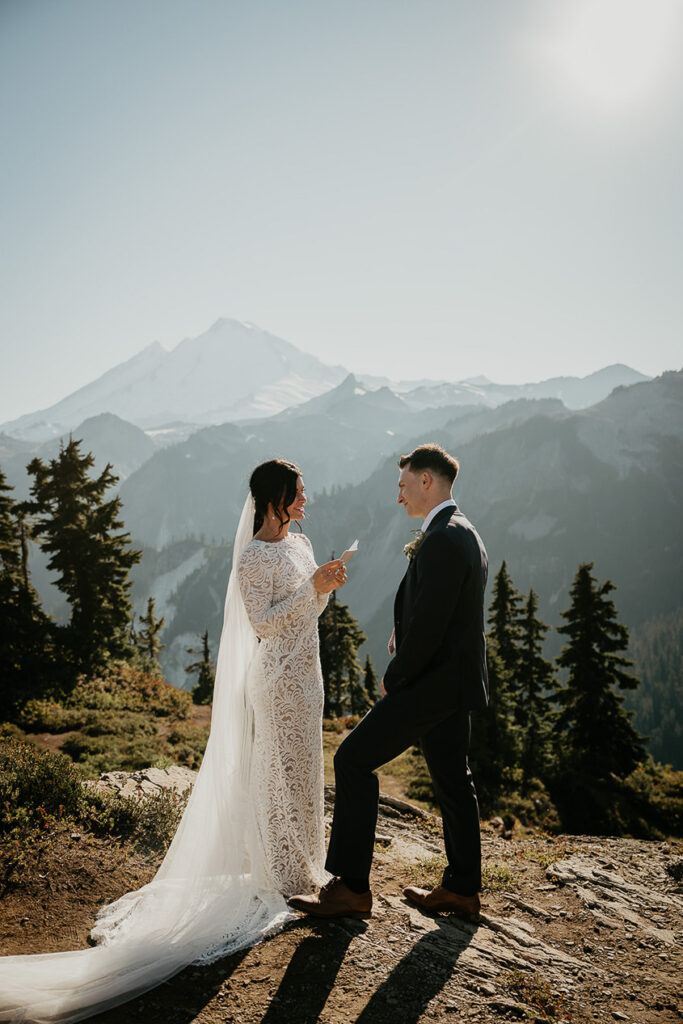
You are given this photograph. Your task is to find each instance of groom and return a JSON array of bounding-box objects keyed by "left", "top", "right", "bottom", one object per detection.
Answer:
[{"left": 289, "top": 443, "right": 489, "bottom": 922}]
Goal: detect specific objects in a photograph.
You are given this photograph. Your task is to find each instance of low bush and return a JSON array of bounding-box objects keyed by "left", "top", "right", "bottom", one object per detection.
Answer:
[
  {"left": 0, "top": 738, "right": 188, "bottom": 875},
  {"left": 68, "top": 662, "right": 193, "bottom": 719},
  {"left": 18, "top": 700, "right": 90, "bottom": 733},
  {"left": 62, "top": 731, "right": 167, "bottom": 777},
  {"left": 83, "top": 787, "right": 187, "bottom": 856},
  {"left": 166, "top": 722, "right": 209, "bottom": 770},
  {"left": 0, "top": 739, "right": 83, "bottom": 830}
]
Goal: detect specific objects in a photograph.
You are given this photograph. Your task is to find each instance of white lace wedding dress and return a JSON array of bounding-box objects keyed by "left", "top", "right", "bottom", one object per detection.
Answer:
[
  {"left": 238, "top": 534, "right": 328, "bottom": 897},
  {"left": 0, "top": 498, "right": 328, "bottom": 1024}
]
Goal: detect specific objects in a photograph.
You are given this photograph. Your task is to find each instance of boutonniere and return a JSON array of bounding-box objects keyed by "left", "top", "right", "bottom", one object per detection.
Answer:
[{"left": 403, "top": 531, "right": 425, "bottom": 561}]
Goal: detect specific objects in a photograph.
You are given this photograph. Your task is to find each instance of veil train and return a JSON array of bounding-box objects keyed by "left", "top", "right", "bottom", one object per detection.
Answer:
[{"left": 0, "top": 494, "right": 294, "bottom": 1024}]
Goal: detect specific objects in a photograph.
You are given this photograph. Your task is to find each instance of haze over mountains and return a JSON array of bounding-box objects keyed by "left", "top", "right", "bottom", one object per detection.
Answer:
[{"left": 1, "top": 317, "right": 648, "bottom": 443}]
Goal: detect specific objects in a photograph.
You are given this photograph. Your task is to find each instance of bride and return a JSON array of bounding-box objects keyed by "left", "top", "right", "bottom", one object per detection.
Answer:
[{"left": 0, "top": 458, "right": 347, "bottom": 1024}]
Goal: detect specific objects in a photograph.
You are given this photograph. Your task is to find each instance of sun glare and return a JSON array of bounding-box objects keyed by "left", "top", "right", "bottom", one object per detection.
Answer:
[{"left": 524, "top": 0, "right": 682, "bottom": 117}]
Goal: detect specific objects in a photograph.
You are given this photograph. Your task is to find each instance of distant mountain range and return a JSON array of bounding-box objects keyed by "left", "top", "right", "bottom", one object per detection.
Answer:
[{"left": 1, "top": 317, "right": 648, "bottom": 442}]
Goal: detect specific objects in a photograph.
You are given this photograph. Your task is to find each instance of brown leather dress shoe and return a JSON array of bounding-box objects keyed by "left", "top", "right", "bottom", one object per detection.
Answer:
[
  {"left": 287, "top": 877, "right": 372, "bottom": 920},
  {"left": 403, "top": 884, "right": 481, "bottom": 922}
]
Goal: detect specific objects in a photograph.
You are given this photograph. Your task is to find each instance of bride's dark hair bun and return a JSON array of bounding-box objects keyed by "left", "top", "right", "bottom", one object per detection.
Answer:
[{"left": 250, "top": 458, "right": 302, "bottom": 535}]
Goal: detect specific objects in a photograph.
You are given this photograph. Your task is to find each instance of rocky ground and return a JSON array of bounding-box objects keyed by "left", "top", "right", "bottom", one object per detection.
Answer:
[{"left": 1, "top": 769, "right": 681, "bottom": 1024}]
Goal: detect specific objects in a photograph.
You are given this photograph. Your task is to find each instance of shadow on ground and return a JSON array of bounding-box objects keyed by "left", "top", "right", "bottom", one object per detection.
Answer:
[
  {"left": 353, "top": 916, "right": 478, "bottom": 1024},
  {"left": 260, "top": 918, "right": 365, "bottom": 1024}
]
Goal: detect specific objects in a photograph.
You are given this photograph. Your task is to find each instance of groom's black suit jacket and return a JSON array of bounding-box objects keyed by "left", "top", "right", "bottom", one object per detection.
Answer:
[{"left": 384, "top": 504, "right": 489, "bottom": 712}]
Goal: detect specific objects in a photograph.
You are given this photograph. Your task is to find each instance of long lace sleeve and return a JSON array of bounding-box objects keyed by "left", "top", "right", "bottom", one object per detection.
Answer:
[
  {"left": 298, "top": 534, "right": 328, "bottom": 616},
  {"left": 238, "top": 545, "right": 316, "bottom": 640}
]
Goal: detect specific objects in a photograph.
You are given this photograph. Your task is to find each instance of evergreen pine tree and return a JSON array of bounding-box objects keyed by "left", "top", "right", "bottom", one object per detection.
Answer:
[
  {"left": 23, "top": 438, "right": 141, "bottom": 679},
  {"left": 517, "top": 588, "right": 556, "bottom": 785},
  {"left": 488, "top": 561, "right": 523, "bottom": 719},
  {"left": 362, "top": 654, "right": 379, "bottom": 706},
  {"left": 469, "top": 635, "right": 520, "bottom": 812},
  {"left": 136, "top": 596, "right": 165, "bottom": 674},
  {"left": 186, "top": 629, "right": 215, "bottom": 705},
  {"left": 0, "top": 469, "right": 53, "bottom": 716},
  {"left": 318, "top": 591, "right": 366, "bottom": 717},
  {"left": 554, "top": 563, "right": 647, "bottom": 779}
]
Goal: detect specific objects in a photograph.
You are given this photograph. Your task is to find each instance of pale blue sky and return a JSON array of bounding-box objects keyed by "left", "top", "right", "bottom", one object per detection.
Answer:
[{"left": 1, "top": 0, "right": 682, "bottom": 421}]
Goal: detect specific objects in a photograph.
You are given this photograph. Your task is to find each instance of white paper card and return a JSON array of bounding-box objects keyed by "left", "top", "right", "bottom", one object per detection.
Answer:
[{"left": 340, "top": 539, "right": 359, "bottom": 564}]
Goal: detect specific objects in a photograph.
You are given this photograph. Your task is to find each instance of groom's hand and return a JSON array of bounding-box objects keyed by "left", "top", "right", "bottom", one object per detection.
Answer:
[
  {"left": 380, "top": 677, "right": 387, "bottom": 696},
  {"left": 387, "top": 628, "right": 396, "bottom": 656}
]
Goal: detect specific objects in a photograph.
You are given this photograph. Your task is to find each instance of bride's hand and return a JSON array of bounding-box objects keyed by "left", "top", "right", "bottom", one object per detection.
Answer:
[{"left": 313, "top": 559, "right": 347, "bottom": 594}]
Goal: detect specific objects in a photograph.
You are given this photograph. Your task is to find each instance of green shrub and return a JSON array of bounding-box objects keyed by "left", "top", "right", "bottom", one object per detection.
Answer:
[
  {"left": 62, "top": 732, "right": 166, "bottom": 776},
  {"left": 549, "top": 760, "right": 683, "bottom": 838},
  {"left": 81, "top": 787, "right": 187, "bottom": 856},
  {"left": 0, "top": 722, "right": 25, "bottom": 741},
  {"left": 18, "top": 699, "right": 92, "bottom": 733},
  {"left": 72, "top": 662, "right": 192, "bottom": 719},
  {"left": 166, "top": 722, "right": 209, "bottom": 769},
  {"left": 80, "top": 710, "right": 157, "bottom": 739},
  {"left": 0, "top": 738, "right": 187, "bottom": 866},
  {"left": 0, "top": 739, "right": 83, "bottom": 833}
]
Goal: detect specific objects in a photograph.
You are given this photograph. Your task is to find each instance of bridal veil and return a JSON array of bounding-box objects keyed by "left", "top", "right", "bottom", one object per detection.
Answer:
[{"left": 0, "top": 494, "right": 294, "bottom": 1024}]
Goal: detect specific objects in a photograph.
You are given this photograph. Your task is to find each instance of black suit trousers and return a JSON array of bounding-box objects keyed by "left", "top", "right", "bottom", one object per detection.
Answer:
[{"left": 325, "top": 684, "right": 482, "bottom": 896}]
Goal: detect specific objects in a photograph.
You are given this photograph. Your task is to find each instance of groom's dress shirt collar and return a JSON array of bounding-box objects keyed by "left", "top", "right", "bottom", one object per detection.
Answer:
[{"left": 422, "top": 499, "right": 456, "bottom": 533}]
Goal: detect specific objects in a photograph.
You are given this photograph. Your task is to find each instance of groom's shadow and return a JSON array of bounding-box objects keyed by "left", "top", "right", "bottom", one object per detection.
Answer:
[
  {"left": 353, "top": 912, "right": 480, "bottom": 1024},
  {"left": 259, "top": 917, "right": 365, "bottom": 1024}
]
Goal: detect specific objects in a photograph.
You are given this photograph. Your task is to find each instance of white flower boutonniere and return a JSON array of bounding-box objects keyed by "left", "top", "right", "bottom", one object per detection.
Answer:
[{"left": 403, "top": 530, "right": 425, "bottom": 561}]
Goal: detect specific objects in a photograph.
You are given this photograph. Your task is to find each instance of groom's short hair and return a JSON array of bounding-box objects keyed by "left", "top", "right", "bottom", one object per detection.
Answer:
[{"left": 399, "top": 444, "right": 459, "bottom": 484}]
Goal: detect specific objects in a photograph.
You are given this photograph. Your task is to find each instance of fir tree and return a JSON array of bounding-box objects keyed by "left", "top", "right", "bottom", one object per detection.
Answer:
[
  {"left": 554, "top": 563, "right": 647, "bottom": 779},
  {"left": 0, "top": 469, "right": 53, "bottom": 716},
  {"left": 185, "top": 629, "right": 215, "bottom": 705},
  {"left": 22, "top": 438, "right": 141, "bottom": 679},
  {"left": 318, "top": 591, "right": 366, "bottom": 717},
  {"left": 517, "top": 589, "right": 556, "bottom": 785},
  {"left": 362, "top": 654, "right": 379, "bottom": 706},
  {"left": 136, "top": 596, "right": 165, "bottom": 674},
  {"left": 469, "top": 635, "right": 520, "bottom": 811},
  {"left": 488, "top": 561, "right": 523, "bottom": 718}
]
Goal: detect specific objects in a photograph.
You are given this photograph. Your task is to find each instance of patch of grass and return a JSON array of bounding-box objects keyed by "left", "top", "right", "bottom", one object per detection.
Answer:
[
  {"left": 407, "top": 853, "right": 447, "bottom": 888},
  {"left": 407, "top": 854, "right": 518, "bottom": 893},
  {"left": 520, "top": 837, "right": 577, "bottom": 870},
  {"left": 504, "top": 970, "right": 571, "bottom": 1021},
  {"left": 482, "top": 862, "right": 518, "bottom": 892}
]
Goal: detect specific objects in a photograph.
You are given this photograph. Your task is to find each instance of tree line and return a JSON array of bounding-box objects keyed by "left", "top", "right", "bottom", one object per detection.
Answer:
[{"left": 472, "top": 560, "right": 648, "bottom": 821}]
